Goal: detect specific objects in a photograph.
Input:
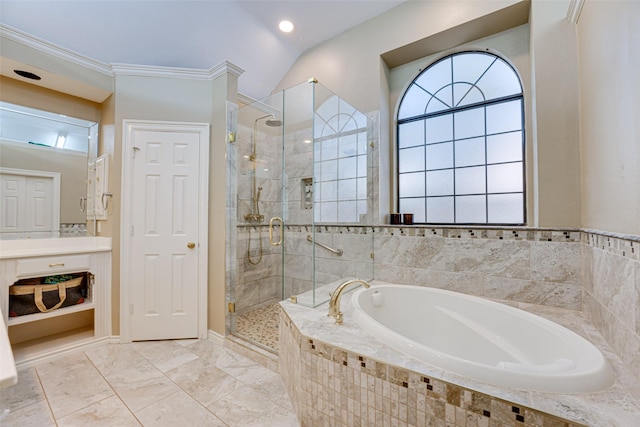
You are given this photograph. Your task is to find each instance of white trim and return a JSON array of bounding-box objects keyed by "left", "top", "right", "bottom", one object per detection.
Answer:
[
  {"left": 112, "top": 63, "right": 214, "bottom": 80},
  {"left": 14, "top": 336, "right": 117, "bottom": 369},
  {"left": 0, "top": 24, "right": 112, "bottom": 76},
  {"left": 1, "top": 23, "right": 244, "bottom": 83},
  {"left": 112, "top": 60, "right": 244, "bottom": 81},
  {"left": 120, "top": 120, "right": 209, "bottom": 342},
  {"left": 207, "top": 329, "right": 225, "bottom": 345},
  {"left": 237, "top": 93, "right": 256, "bottom": 107},
  {"left": 566, "top": 0, "right": 585, "bottom": 24},
  {"left": 210, "top": 60, "right": 245, "bottom": 79}
]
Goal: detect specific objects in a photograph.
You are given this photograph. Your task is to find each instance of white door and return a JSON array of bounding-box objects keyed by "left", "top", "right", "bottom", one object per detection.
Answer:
[
  {"left": 122, "top": 121, "right": 209, "bottom": 341},
  {"left": 0, "top": 168, "right": 60, "bottom": 235},
  {"left": 0, "top": 173, "right": 25, "bottom": 233},
  {"left": 25, "top": 175, "right": 54, "bottom": 232}
]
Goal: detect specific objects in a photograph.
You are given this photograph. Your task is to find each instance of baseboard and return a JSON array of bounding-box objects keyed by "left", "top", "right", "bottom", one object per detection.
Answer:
[{"left": 207, "top": 329, "right": 225, "bottom": 345}]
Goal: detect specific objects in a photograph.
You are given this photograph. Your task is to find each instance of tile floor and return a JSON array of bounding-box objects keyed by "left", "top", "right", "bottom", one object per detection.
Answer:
[{"left": 0, "top": 339, "right": 299, "bottom": 426}]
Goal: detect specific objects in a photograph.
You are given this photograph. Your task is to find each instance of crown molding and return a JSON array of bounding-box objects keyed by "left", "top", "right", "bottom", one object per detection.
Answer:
[
  {"left": 111, "top": 63, "right": 214, "bottom": 80},
  {"left": 0, "top": 24, "right": 112, "bottom": 76},
  {"left": 237, "top": 93, "right": 256, "bottom": 107},
  {"left": 566, "top": 0, "right": 585, "bottom": 24},
  {"left": 112, "top": 60, "right": 245, "bottom": 81},
  {"left": 210, "top": 60, "right": 244, "bottom": 79}
]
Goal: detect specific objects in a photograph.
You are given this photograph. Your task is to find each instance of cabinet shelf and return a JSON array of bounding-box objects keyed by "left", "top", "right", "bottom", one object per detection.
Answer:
[
  {"left": 7, "top": 300, "right": 95, "bottom": 326},
  {"left": 9, "top": 326, "right": 95, "bottom": 364}
]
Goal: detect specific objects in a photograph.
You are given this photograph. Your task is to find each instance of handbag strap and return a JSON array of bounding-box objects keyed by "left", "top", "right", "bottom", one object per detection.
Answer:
[{"left": 34, "top": 282, "right": 67, "bottom": 312}]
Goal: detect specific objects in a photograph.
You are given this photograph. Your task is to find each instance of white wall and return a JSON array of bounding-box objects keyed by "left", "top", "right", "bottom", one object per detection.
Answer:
[
  {"left": 274, "top": 0, "right": 523, "bottom": 112},
  {"left": 578, "top": 0, "right": 640, "bottom": 236},
  {"left": 276, "top": 0, "right": 585, "bottom": 228}
]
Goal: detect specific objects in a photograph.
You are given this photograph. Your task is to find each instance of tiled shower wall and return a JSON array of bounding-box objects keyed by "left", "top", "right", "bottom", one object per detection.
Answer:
[{"left": 230, "top": 111, "right": 379, "bottom": 315}]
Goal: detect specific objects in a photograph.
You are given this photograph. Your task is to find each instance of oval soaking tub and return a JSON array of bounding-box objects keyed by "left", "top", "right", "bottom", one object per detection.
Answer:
[{"left": 351, "top": 284, "right": 614, "bottom": 393}]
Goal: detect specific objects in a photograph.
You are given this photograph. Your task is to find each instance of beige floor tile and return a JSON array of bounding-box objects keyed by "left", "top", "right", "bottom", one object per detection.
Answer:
[
  {"left": 182, "top": 338, "right": 227, "bottom": 359},
  {"left": 135, "top": 390, "right": 226, "bottom": 426},
  {"left": 111, "top": 374, "right": 181, "bottom": 414},
  {"left": 0, "top": 367, "right": 45, "bottom": 413},
  {"left": 165, "top": 357, "right": 244, "bottom": 407},
  {"left": 207, "top": 385, "right": 299, "bottom": 427},
  {"left": 230, "top": 362, "right": 292, "bottom": 409},
  {"left": 35, "top": 352, "right": 114, "bottom": 419},
  {"left": 4, "top": 340, "right": 300, "bottom": 426},
  {"left": 56, "top": 395, "right": 141, "bottom": 427},
  {"left": 0, "top": 398, "right": 55, "bottom": 426},
  {"left": 131, "top": 340, "right": 199, "bottom": 373},
  {"left": 86, "top": 343, "right": 180, "bottom": 412}
]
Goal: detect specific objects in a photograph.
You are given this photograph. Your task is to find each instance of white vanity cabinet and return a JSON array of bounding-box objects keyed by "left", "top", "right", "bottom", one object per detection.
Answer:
[{"left": 0, "top": 237, "right": 111, "bottom": 366}]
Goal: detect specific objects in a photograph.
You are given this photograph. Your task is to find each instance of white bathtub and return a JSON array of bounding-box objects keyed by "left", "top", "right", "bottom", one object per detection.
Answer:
[{"left": 351, "top": 284, "right": 614, "bottom": 393}]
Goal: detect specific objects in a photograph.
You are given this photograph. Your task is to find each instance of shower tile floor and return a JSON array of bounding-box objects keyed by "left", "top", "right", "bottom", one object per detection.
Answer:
[
  {"left": 1, "top": 339, "right": 299, "bottom": 426},
  {"left": 235, "top": 302, "right": 281, "bottom": 352}
]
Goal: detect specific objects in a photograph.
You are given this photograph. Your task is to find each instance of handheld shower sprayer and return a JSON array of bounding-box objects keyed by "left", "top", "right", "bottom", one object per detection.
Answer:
[{"left": 246, "top": 113, "right": 282, "bottom": 265}]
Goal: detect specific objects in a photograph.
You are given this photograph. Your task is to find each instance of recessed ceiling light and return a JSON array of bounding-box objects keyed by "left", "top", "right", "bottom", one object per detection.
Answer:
[
  {"left": 279, "top": 20, "right": 294, "bottom": 33},
  {"left": 14, "top": 69, "right": 41, "bottom": 80}
]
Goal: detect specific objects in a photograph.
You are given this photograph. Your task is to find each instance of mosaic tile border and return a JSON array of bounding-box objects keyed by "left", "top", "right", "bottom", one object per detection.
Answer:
[
  {"left": 238, "top": 224, "right": 584, "bottom": 242},
  {"left": 280, "top": 310, "right": 586, "bottom": 427},
  {"left": 236, "top": 225, "right": 640, "bottom": 258},
  {"left": 582, "top": 229, "right": 639, "bottom": 261}
]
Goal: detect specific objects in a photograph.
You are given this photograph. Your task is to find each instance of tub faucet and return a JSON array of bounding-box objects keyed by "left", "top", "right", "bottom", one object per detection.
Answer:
[{"left": 328, "top": 279, "right": 370, "bottom": 325}]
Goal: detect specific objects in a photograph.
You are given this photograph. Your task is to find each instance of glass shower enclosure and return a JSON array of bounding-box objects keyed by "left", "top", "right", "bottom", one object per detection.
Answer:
[{"left": 227, "top": 80, "right": 375, "bottom": 351}]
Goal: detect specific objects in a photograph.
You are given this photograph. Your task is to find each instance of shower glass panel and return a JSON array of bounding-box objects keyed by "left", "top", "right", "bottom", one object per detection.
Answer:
[{"left": 228, "top": 80, "right": 374, "bottom": 351}]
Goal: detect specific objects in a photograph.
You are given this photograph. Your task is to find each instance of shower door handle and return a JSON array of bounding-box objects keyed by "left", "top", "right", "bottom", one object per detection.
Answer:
[{"left": 269, "top": 217, "right": 283, "bottom": 246}]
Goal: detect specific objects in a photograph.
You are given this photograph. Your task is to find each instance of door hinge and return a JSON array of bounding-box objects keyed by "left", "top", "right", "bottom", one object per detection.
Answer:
[
  {"left": 228, "top": 302, "right": 236, "bottom": 313},
  {"left": 129, "top": 303, "right": 133, "bottom": 315},
  {"left": 131, "top": 225, "right": 134, "bottom": 236}
]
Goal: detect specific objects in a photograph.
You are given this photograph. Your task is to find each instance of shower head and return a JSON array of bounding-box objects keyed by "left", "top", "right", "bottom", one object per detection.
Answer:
[{"left": 265, "top": 119, "right": 282, "bottom": 127}]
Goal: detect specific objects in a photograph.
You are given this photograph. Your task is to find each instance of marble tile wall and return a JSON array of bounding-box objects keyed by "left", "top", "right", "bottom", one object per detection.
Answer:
[
  {"left": 581, "top": 231, "right": 640, "bottom": 383},
  {"left": 374, "top": 227, "right": 584, "bottom": 311}
]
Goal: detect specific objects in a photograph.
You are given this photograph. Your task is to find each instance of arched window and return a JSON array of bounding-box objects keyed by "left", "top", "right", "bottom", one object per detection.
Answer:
[
  {"left": 397, "top": 51, "right": 525, "bottom": 224},
  {"left": 314, "top": 96, "right": 369, "bottom": 223}
]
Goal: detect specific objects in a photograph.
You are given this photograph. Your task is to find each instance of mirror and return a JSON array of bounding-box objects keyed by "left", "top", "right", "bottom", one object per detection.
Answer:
[{"left": 0, "top": 101, "right": 98, "bottom": 238}]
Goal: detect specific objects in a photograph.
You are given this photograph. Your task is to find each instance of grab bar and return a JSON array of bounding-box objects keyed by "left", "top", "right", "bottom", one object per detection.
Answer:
[{"left": 307, "top": 235, "right": 343, "bottom": 256}]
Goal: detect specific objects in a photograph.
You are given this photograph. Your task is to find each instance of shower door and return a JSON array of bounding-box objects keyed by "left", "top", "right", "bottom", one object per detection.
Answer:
[
  {"left": 228, "top": 81, "right": 375, "bottom": 350},
  {"left": 229, "top": 89, "right": 289, "bottom": 350}
]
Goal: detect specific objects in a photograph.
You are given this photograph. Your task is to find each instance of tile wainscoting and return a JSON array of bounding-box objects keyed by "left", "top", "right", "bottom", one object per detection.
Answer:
[
  {"left": 373, "top": 226, "right": 639, "bottom": 385},
  {"left": 373, "top": 226, "right": 583, "bottom": 311},
  {"left": 582, "top": 230, "right": 640, "bottom": 385}
]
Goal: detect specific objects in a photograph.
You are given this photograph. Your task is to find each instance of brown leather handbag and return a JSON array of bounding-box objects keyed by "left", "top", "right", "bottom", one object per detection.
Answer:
[{"left": 9, "top": 275, "right": 85, "bottom": 317}]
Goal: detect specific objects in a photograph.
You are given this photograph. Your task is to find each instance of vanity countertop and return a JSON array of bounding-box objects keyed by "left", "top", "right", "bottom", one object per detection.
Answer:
[{"left": 0, "top": 236, "right": 111, "bottom": 259}]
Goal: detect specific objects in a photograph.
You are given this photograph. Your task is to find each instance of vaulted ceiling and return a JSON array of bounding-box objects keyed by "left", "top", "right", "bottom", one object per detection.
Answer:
[{"left": 0, "top": 0, "right": 405, "bottom": 100}]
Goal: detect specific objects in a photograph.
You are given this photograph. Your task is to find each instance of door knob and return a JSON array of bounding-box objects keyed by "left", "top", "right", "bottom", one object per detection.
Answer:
[{"left": 187, "top": 242, "right": 196, "bottom": 249}]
